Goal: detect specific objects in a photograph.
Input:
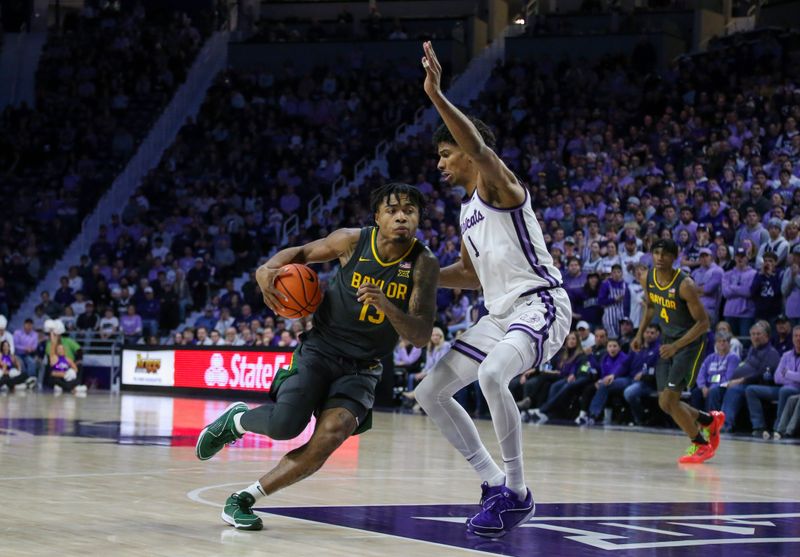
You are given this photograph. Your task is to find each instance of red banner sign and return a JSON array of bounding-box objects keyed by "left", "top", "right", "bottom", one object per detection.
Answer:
[{"left": 173, "top": 349, "right": 294, "bottom": 392}]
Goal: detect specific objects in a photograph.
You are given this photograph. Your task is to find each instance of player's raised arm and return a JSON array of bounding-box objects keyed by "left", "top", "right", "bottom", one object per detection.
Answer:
[
  {"left": 421, "top": 41, "right": 522, "bottom": 204},
  {"left": 256, "top": 228, "right": 360, "bottom": 313}
]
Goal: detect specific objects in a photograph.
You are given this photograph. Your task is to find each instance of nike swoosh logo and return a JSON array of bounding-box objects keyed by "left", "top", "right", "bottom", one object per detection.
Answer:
[{"left": 359, "top": 257, "right": 371, "bottom": 262}]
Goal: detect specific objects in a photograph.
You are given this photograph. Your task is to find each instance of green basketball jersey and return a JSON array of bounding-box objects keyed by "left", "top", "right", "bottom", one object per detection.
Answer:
[
  {"left": 647, "top": 268, "right": 695, "bottom": 342},
  {"left": 310, "top": 227, "right": 426, "bottom": 361}
]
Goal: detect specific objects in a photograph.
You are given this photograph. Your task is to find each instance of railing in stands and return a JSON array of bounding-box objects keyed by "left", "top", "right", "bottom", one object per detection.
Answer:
[{"left": 67, "top": 331, "right": 124, "bottom": 392}]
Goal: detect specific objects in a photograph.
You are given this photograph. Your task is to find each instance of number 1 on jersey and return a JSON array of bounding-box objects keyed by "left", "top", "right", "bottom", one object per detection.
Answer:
[{"left": 467, "top": 236, "right": 479, "bottom": 257}]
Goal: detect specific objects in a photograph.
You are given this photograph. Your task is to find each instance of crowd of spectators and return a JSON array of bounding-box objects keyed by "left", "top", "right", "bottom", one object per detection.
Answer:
[
  {"left": 4, "top": 22, "right": 800, "bottom": 435},
  {"left": 249, "top": 6, "right": 467, "bottom": 44},
  {"left": 386, "top": 30, "right": 800, "bottom": 435},
  {"left": 0, "top": 1, "right": 207, "bottom": 316},
  {"left": 1, "top": 50, "right": 431, "bottom": 342}
]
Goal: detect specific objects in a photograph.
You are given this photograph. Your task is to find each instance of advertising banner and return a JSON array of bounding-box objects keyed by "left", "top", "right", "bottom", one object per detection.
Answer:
[{"left": 121, "top": 347, "right": 294, "bottom": 393}]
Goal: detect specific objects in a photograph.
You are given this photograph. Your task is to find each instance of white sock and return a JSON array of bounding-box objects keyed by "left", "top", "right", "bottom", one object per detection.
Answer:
[
  {"left": 240, "top": 481, "right": 266, "bottom": 502},
  {"left": 233, "top": 412, "right": 247, "bottom": 435},
  {"left": 467, "top": 447, "right": 505, "bottom": 486},
  {"left": 503, "top": 455, "right": 526, "bottom": 499}
]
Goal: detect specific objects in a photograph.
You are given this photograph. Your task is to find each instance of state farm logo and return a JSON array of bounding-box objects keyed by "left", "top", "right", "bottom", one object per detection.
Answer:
[
  {"left": 204, "top": 353, "right": 228, "bottom": 386},
  {"left": 202, "top": 352, "right": 286, "bottom": 390}
]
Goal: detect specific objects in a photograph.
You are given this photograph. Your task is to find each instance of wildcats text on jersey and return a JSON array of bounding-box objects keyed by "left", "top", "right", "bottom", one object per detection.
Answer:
[{"left": 460, "top": 209, "right": 485, "bottom": 233}]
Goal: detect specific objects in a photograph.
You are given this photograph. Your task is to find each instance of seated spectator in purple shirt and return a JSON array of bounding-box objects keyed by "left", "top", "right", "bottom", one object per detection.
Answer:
[
  {"left": 515, "top": 331, "right": 586, "bottom": 414},
  {"left": 745, "top": 325, "right": 800, "bottom": 438},
  {"left": 394, "top": 337, "right": 424, "bottom": 377},
  {"left": 581, "top": 338, "right": 630, "bottom": 425},
  {"left": 120, "top": 304, "right": 143, "bottom": 342},
  {"left": 721, "top": 321, "right": 781, "bottom": 432},
  {"left": 692, "top": 331, "right": 740, "bottom": 412},
  {"left": 446, "top": 289, "right": 471, "bottom": 335},
  {"left": 13, "top": 318, "right": 40, "bottom": 381},
  {"left": 138, "top": 287, "right": 161, "bottom": 338},
  {"left": 575, "top": 272, "right": 603, "bottom": 328}
]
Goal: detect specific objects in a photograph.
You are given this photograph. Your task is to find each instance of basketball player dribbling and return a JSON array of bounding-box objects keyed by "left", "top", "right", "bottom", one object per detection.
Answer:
[
  {"left": 631, "top": 239, "right": 725, "bottom": 463},
  {"left": 415, "top": 42, "right": 572, "bottom": 537},
  {"left": 195, "top": 183, "right": 439, "bottom": 530}
]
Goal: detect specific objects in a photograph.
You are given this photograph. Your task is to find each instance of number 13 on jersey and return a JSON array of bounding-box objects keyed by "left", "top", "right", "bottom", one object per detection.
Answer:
[{"left": 359, "top": 303, "right": 385, "bottom": 324}]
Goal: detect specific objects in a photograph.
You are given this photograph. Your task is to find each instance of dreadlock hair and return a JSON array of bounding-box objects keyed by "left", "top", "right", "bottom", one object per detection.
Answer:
[
  {"left": 432, "top": 115, "right": 496, "bottom": 150},
  {"left": 370, "top": 182, "right": 427, "bottom": 216}
]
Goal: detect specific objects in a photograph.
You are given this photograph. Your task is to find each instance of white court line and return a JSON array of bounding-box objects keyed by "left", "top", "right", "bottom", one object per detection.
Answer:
[
  {"left": 0, "top": 467, "right": 211, "bottom": 481},
  {"left": 245, "top": 510, "right": 501, "bottom": 557},
  {"left": 599, "top": 522, "right": 693, "bottom": 536}
]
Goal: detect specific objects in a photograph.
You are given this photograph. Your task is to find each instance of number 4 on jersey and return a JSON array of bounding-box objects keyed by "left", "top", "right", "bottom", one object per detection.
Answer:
[{"left": 660, "top": 307, "right": 670, "bottom": 323}]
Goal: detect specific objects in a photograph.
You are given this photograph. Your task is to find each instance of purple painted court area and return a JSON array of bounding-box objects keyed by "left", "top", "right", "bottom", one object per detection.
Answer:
[{"left": 264, "top": 501, "right": 800, "bottom": 556}]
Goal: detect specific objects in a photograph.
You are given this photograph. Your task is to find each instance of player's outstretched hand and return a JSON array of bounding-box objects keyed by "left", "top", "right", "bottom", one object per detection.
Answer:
[
  {"left": 256, "top": 266, "right": 290, "bottom": 314},
  {"left": 630, "top": 336, "right": 642, "bottom": 352},
  {"left": 421, "top": 41, "right": 442, "bottom": 98},
  {"left": 357, "top": 282, "right": 390, "bottom": 312}
]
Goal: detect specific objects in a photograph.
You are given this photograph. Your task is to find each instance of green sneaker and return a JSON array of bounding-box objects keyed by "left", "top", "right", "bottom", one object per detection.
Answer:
[
  {"left": 221, "top": 492, "right": 263, "bottom": 530},
  {"left": 195, "top": 401, "right": 248, "bottom": 461}
]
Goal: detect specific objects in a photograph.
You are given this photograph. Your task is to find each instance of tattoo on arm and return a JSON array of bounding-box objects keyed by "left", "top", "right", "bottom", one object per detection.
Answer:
[
  {"left": 409, "top": 252, "right": 439, "bottom": 325},
  {"left": 384, "top": 251, "right": 439, "bottom": 347}
]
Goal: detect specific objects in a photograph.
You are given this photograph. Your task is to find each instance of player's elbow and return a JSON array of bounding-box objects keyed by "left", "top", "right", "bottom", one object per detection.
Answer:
[{"left": 411, "top": 330, "right": 433, "bottom": 348}]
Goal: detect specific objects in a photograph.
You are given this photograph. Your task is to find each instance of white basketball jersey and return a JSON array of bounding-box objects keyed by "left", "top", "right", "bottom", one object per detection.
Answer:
[{"left": 459, "top": 188, "right": 562, "bottom": 315}]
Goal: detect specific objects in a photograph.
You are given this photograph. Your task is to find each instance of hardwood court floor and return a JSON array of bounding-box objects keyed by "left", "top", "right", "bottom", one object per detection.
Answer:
[{"left": 1, "top": 392, "right": 798, "bottom": 557}]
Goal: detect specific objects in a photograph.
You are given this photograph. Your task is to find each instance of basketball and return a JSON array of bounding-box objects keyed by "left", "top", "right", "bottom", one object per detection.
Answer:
[{"left": 273, "top": 263, "right": 323, "bottom": 319}]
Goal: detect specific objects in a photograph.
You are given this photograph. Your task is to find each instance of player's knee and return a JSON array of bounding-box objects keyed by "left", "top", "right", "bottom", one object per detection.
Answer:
[
  {"left": 415, "top": 364, "right": 455, "bottom": 409},
  {"left": 267, "top": 411, "right": 309, "bottom": 441},
  {"left": 477, "top": 359, "right": 506, "bottom": 391},
  {"left": 658, "top": 391, "right": 675, "bottom": 414},
  {"left": 311, "top": 412, "right": 353, "bottom": 457}
]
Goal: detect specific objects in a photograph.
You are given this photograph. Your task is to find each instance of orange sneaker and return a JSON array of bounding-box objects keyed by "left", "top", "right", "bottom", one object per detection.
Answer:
[
  {"left": 677, "top": 442, "right": 716, "bottom": 464},
  {"left": 706, "top": 411, "right": 725, "bottom": 450}
]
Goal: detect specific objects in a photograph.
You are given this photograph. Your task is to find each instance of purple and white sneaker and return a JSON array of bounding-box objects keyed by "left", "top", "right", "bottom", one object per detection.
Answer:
[
  {"left": 466, "top": 486, "right": 535, "bottom": 538},
  {"left": 478, "top": 481, "right": 505, "bottom": 508},
  {"left": 464, "top": 482, "right": 504, "bottom": 531}
]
